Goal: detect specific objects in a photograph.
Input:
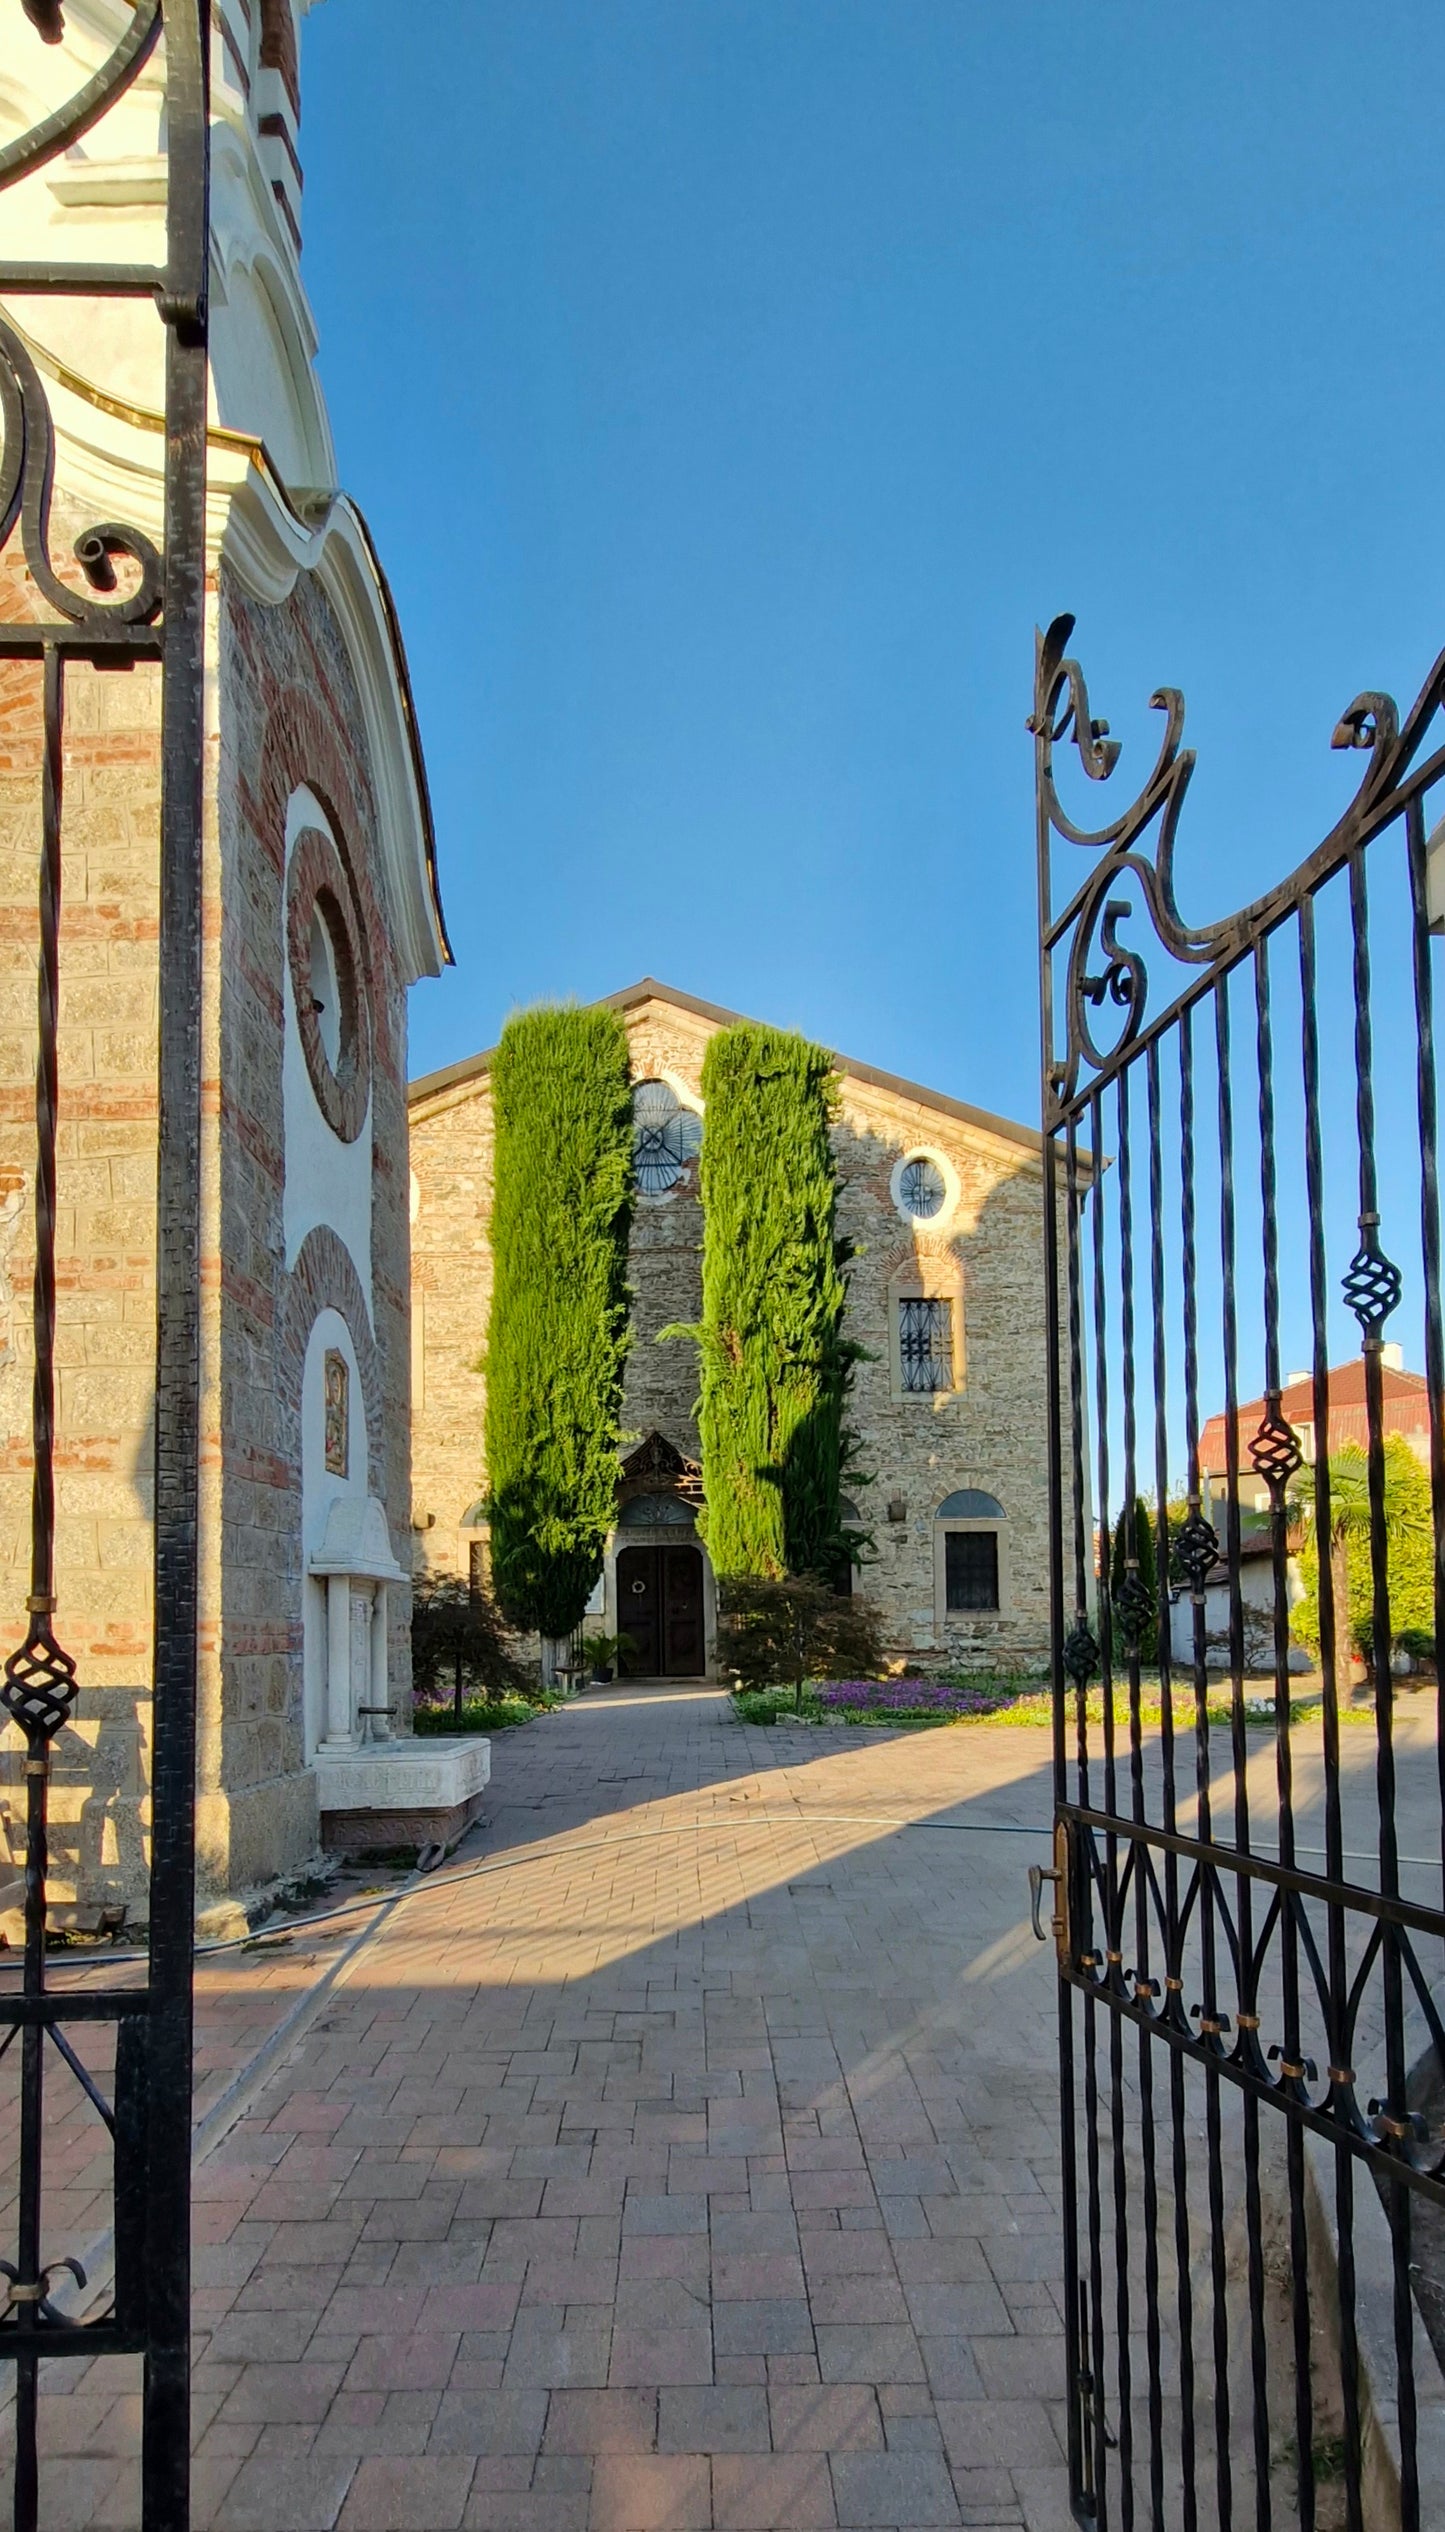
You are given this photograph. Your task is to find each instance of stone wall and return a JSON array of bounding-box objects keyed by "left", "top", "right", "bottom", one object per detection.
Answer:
[
  {"left": 0, "top": 567, "right": 162, "bottom": 1911},
  {"left": 0, "top": 549, "right": 417, "bottom": 1915},
  {"left": 210, "top": 563, "right": 416, "bottom": 1894},
  {"left": 409, "top": 990, "right": 1058, "bottom": 1674}
]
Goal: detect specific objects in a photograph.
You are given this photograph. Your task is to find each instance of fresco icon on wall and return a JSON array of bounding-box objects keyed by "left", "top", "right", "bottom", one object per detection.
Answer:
[{"left": 324, "top": 1348, "right": 350, "bottom": 1476}]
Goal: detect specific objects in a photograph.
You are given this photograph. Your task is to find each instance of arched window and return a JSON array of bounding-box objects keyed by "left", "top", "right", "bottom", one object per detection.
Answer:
[
  {"left": 935, "top": 1490, "right": 1006, "bottom": 1622},
  {"left": 632, "top": 1080, "right": 702, "bottom": 1197}
]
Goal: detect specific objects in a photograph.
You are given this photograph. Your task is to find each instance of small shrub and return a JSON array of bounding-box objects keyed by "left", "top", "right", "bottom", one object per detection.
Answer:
[
  {"left": 734, "top": 1692, "right": 782, "bottom": 1726},
  {"left": 411, "top": 1573, "right": 531, "bottom": 1717},
  {"left": 717, "top": 1573, "right": 884, "bottom": 1706},
  {"left": 413, "top": 1696, "right": 534, "bottom": 1735}
]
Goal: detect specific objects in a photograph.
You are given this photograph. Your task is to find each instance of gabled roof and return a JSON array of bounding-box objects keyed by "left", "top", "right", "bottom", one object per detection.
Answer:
[{"left": 408, "top": 976, "right": 1045, "bottom": 1157}]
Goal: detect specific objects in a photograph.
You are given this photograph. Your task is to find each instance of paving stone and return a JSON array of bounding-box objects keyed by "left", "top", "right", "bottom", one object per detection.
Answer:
[
  {"left": 816, "top": 2325, "right": 925, "bottom": 2385},
  {"left": 464, "top": 2490, "right": 589, "bottom": 2532},
  {"left": 545, "top": 2390, "right": 660, "bottom": 2454},
  {"left": 656, "top": 2386, "right": 771, "bottom": 2452},
  {"left": 769, "top": 2385, "right": 884, "bottom": 2450},
  {"left": 344, "top": 2333, "right": 460, "bottom": 2392},
  {"left": 428, "top": 2389, "right": 549, "bottom": 2456},
  {"left": 338, "top": 2456, "right": 476, "bottom": 2529},
  {"left": 624, "top": 2195, "right": 708, "bottom": 2235},
  {"left": 830, "top": 2448, "right": 962, "bottom": 2525},
  {"left": 608, "top": 2326, "right": 713, "bottom": 2386},
  {"left": 218, "top": 2364, "right": 348, "bottom": 2425},
  {"left": 588, "top": 2453, "right": 712, "bottom": 2531},
  {"left": 935, "top": 2402, "right": 1064, "bottom": 2470},
  {"left": 713, "top": 2450, "right": 838, "bottom": 2528},
  {"left": 712, "top": 2299, "right": 814, "bottom": 2356},
  {"left": 214, "top": 2455, "right": 357, "bottom": 2530}
]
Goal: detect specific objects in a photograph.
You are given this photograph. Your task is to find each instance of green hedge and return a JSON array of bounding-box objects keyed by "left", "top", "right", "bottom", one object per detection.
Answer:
[
  {"left": 483, "top": 1006, "right": 634, "bottom": 1636},
  {"left": 686, "top": 1023, "right": 856, "bottom": 1580}
]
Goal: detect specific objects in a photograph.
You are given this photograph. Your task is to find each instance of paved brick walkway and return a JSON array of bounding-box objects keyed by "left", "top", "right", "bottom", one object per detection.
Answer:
[{"left": 17, "top": 1688, "right": 1073, "bottom": 2530}]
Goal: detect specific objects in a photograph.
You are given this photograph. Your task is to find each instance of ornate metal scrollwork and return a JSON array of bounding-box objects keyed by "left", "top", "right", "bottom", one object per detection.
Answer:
[
  {"left": 1342, "top": 1212, "right": 1403, "bottom": 1347},
  {"left": 1034, "top": 612, "right": 1445, "bottom": 1114},
  {"left": 1032, "top": 613, "right": 1224, "bottom": 1108},
  {"left": 1248, "top": 1396, "right": 1303, "bottom": 1501},
  {"left": 0, "top": 316, "right": 163, "bottom": 626},
  {"left": 1111, "top": 1564, "right": 1155, "bottom": 1654},
  {"left": 1, "top": 1620, "right": 77, "bottom": 1743},
  {"left": 1174, "top": 1511, "right": 1220, "bottom": 1594},
  {"left": 1, "top": 2, "right": 162, "bottom": 193},
  {"left": 1062, "top": 1617, "right": 1099, "bottom": 1687}
]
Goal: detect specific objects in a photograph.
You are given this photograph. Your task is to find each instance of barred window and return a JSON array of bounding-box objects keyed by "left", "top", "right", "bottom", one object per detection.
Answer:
[
  {"left": 899, "top": 1296, "right": 953, "bottom": 1393},
  {"left": 945, "top": 1530, "right": 999, "bottom": 1611}
]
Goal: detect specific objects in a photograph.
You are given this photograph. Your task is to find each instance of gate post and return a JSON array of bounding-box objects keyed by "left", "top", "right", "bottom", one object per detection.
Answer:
[{"left": 0, "top": 11, "right": 210, "bottom": 2528}]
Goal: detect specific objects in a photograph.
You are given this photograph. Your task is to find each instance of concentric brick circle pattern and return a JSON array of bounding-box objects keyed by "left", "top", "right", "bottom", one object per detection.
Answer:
[{"left": 287, "top": 824, "right": 372, "bottom": 1144}]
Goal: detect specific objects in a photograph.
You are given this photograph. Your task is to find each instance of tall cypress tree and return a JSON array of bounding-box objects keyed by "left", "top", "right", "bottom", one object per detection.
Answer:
[
  {"left": 689, "top": 1023, "right": 853, "bottom": 1580},
  {"left": 484, "top": 1007, "right": 634, "bottom": 1636}
]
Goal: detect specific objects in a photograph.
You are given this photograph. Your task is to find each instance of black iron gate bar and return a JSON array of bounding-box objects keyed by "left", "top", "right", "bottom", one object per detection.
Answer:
[
  {"left": 1035, "top": 614, "right": 1445, "bottom": 2532},
  {"left": 0, "top": 9, "right": 208, "bottom": 2532}
]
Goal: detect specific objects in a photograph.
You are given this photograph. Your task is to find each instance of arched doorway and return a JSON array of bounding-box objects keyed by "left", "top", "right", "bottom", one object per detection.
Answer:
[{"left": 616, "top": 1536, "right": 706, "bottom": 1678}]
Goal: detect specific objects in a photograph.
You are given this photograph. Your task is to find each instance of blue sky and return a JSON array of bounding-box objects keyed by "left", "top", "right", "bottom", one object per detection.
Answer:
[{"left": 301, "top": 0, "right": 1445, "bottom": 1144}]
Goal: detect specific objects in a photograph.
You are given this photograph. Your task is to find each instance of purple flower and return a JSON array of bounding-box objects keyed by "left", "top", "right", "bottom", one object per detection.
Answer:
[{"left": 815, "top": 1678, "right": 1009, "bottom": 1718}]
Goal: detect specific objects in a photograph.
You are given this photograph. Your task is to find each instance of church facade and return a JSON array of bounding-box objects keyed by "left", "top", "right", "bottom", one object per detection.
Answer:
[
  {"left": 410, "top": 982, "right": 1057, "bottom": 1678},
  {"left": 0, "top": 2, "right": 453, "bottom": 1922}
]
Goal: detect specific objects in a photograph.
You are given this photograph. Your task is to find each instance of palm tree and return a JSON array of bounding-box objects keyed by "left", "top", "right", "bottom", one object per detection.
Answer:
[{"left": 1290, "top": 1439, "right": 1431, "bottom": 1699}]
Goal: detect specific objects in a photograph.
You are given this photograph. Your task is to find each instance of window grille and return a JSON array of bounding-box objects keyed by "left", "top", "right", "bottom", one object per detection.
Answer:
[
  {"left": 945, "top": 1529, "right": 999, "bottom": 1611},
  {"left": 899, "top": 1295, "right": 953, "bottom": 1391},
  {"left": 898, "top": 1155, "right": 946, "bottom": 1218}
]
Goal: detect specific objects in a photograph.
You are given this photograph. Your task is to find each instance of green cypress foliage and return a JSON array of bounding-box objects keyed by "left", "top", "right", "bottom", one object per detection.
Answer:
[
  {"left": 484, "top": 1007, "right": 634, "bottom": 1636},
  {"left": 690, "top": 1023, "right": 854, "bottom": 1580}
]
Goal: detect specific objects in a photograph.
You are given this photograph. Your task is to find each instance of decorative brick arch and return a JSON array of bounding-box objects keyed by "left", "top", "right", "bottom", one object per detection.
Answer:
[
  {"left": 258, "top": 682, "right": 396, "bottom": 1078},
  {"left": 278, "top": 1226, "right": 384, "bottom": 1496}
]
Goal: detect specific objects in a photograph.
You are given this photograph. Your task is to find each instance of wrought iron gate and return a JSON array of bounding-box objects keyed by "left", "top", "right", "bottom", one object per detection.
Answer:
[
  {"left": 1036, "top": 615, "right": 1445, "bottom": 2529},
  {"left": 0, "top": 8, "right": 207, "bottom": 2529}
]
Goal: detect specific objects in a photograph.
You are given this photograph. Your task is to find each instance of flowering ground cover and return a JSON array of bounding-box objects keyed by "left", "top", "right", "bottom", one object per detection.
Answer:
[{"left": 730, "top": 1676, "right": 1319, "bottom": 1729}]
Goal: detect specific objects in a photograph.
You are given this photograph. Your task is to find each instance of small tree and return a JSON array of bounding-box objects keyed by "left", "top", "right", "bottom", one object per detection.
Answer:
[
  {"left": 1291, "top": 1436, "right": 1434, "bottom": 1693},
  {"left": 484, "top": 1006, "right": 634, "bottom": 1639},
  {"left": 716, "top": 1574, "right": 885, "bottom": 1710},
  {"left": 411, "top": 1573, "right": 531, "bottom": 1716},
  {"left": 1109, "top": 1496, "right": 1159, "bottom": 1663}
]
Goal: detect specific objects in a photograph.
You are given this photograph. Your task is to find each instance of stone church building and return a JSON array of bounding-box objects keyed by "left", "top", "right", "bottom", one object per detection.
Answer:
[
  {"left": 0, "top": 1, "right": 467, "bottom": 1923},
  {"left": 410, "top": 981, "right": 1055, "bottom": 1678}
]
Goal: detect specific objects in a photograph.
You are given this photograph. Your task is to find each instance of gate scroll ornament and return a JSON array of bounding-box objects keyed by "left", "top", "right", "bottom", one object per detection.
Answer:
[
  {"left": 0, "top": 10, "right": 209, "bottom": 2532},
  {"left": 1036, "top": 614, "right": 1445, "bottom": 2529}
]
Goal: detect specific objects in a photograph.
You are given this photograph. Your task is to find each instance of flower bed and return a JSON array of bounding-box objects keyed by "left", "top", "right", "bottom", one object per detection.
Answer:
[
  {"left": 815, "top": 1679, "right": 1011, "bottom": 1717},
  {"left": 730, "top": 1676, "right": 1314, "bottom": 1731}
]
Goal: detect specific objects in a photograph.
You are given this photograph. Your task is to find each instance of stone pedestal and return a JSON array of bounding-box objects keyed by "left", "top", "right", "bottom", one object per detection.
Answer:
[{"left": 314, "top": 1736, "right": 491, "bottom": 1854}]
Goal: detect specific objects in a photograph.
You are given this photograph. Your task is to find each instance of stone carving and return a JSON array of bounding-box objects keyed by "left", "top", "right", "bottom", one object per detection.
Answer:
[{"left": 324, "top": 1346, "right": 349, "bottom": 1475}]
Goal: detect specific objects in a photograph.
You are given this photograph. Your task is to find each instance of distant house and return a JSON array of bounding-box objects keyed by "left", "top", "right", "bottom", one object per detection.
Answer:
[
  {"left": 1167, "top": 1529, "right": 1309, "bottom": 1674},
  {"left": 1198, "top": 1348, "right": 1432, "bottom": 1517}
]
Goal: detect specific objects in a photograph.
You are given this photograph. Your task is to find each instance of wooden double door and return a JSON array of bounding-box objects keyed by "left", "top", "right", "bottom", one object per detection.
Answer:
[{"left": 616, "top": 1542, "right": 706, "bottom": 1678}]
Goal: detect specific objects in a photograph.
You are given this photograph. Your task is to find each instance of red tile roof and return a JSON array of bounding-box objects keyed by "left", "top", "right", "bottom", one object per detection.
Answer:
[{"left": 1198, "top": 1356, "right": 1433, "bottom": 1480}]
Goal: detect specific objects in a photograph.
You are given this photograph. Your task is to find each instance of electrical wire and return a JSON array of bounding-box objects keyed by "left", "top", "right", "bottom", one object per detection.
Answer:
[{"left": 3, "top": 1803, "right": 1438, "bottom": 1978}]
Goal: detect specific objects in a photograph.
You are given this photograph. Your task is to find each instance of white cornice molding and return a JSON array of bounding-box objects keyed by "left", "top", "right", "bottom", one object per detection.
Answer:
[{"left": 6, "top": 322, "right": 446, "bottom": 990}]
